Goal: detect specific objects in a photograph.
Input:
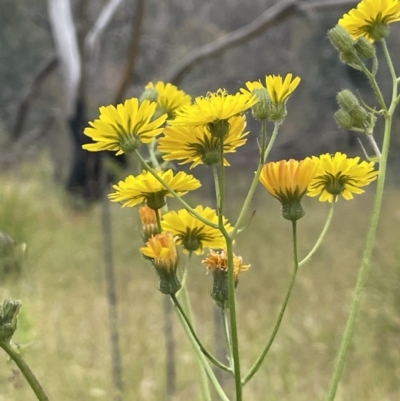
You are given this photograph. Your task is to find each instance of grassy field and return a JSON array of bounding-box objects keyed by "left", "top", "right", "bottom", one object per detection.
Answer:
[{"left": 1, "top": 157, "right": 400, "bottom": 401}]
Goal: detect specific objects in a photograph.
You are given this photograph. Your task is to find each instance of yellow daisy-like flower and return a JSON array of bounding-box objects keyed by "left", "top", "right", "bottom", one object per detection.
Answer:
[
  {"left": 83, "top": 98, "right": 167, "bottom": 155},
  {"left": 161, "top": 206, "right": 232, "bottom": 255},
  {"left": 241, "top": 74, "right": 301, "bottom": 121},
  {"left": 140, "top": 231, "right": 181, "bottom": 294},
  {"left": 307, "top": 152, "right": 379, "bottom": 203},
  {"left": 109, "top": 169, "right": 201, "bottom": 210},
  {"left": 265, "top": 74, "right": 301, "bottom": 105},
  {"left": 158, "top": 115, "right": 248, "bottom": 168},
  {"left": 260, "top": 158, "right": 318, "bottom": 221},
  {"left": 169, "top": 89, "right": 257, "bottom": 135},
  {"left": 144, "top": 81, "right": 192, "bottom": 119},
  {"left": 338, "top": 0, "right": 400, "bottom": 42},
  {"left": 140, "top": 232, "right": 178, "bottom": 271}
]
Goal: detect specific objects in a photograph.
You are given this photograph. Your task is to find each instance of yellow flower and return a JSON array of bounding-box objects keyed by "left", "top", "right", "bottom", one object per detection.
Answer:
[
  {"left": 158, "top": 115, "right": 248, "bottom": 168},
  {"left": 139, "top": 205, "right": 161, "bottom": 241},
  {"left": 265, "top": 74, "right": 301, "bottom": 105},
  {"left": 169, "top": 89, "right": 257, "bottom": 130},
  {"left": 241, "top": 74, "right": 301, "bottom": 121},
  {"left": 260, "top": 158, "right": 318, "bottom": 221},
  {"left": 144, "top": 81, "right": 192, "bottom": 119},
  {"left": 339, "top": 0, "right": 400, "bottom": 42},
  {"left": 308, "top": 152, "right": 379, "bottom": 203},
  {"left": 109, "top": 169, "right": 201, "bottom": 210},
  {"left": 140, "top": 232, "right": 178, "bottom": 271},
  {"left": 83, "top": 98, "right": 167, "bottom": 155},
  {"left": 161, "top": 206, "right": 232, "bottom": 255},
  {"left": 203, "top": 249, "right": 250, "bottom": 279},
  {"left": 140, "top": 232, "right": 181, "bottom": 294}
]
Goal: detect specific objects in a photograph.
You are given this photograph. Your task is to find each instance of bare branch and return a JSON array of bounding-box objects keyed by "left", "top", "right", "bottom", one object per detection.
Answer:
[
  {"left": 113, "top": 0, "right": 146, "bottom": 104},
  {"left": 166, "top": 0, "right": 358, "bottom": 85},
  {"left": 48, "top": 0, "right": 81, "bottom": 115},
  {"left": 12, "top": 54, "right": 58, "bottom": 141},
  {"left": 85, "top": 0, "right": 125, "bottom": 56}
]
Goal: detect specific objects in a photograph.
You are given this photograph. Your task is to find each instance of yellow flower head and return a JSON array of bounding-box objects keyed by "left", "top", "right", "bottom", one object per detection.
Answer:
[
  {"left": 139, "top": 205, "right": 161, "bottom": 241},
  {"left": 109, "top": 169, "right": 201, "bottom": 210},
  {"left": 83, "top": 98, "right": 167, "bottom": 155},
  {"left": 265, "top": 74, "right": 301, "bottom": 105},
  {"left": 169, "top": 89, "right": 257, "bottom": 130},
  {"left": 339, "top": 0, "right": 400, "bottom": 42},
  {"left": 141, "top": 231, "right": 181, "bottom": 294},
  {"left": 158, "top": 115, "right": 248, "bottom": 169},
  {"left": 161, "top": 206, "right": 232, "bottom": 255},
  {"left": 140, "top": 232, "right": 178, "bottom": 271},
  {"left": 241, "top": 74, "right": 301, "bottom": 121},
  {"left": 144, "top": 81, "right": 192, "bottom": 119},
  {"left": 308, "top": 152, "right": 379, "bottom": 203},
  {"left": 203, "top": 249, "right": 250, "bottom": 279},
  {"left": 260, "top": 158, "right": 318, "bottom": 221}
]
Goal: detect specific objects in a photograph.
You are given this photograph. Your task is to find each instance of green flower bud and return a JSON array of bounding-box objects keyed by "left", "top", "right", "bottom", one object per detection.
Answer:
[
  {"left": 336, "top": 90, "right": 361, "bottom": 113},
  {"left": 0, "top": 300, "right": 22, "bottom": 343},
  {"left": 251, "top": 88, "right": 272, "bottom": 120},
  {"left": 139, "top": 88, "right": 158, "bottom": 104},
  {"left": 328, "top": 25, "right": 356, "bottom": 54},
  {"left": 334, "top": 110, "right": 353, "bottom": 130},
  {"left": 354, "top": 37, "right": 375, "bottom": 59},
  {"left": 210, "top": 268, "right": 229, "bottom": 308}
]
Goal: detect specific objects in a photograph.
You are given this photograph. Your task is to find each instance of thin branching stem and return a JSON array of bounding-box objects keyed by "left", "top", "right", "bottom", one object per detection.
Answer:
[
  {"left": 0, "top": 341, "right": 50, "bottom": 401},
  {"left": 242, "top": 220, "right": 299, "bottom": 386}
]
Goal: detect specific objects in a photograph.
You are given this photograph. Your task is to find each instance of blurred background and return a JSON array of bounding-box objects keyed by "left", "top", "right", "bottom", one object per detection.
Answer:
[{"left": 1, "top": 0, "right": 400, "bottom": 400}]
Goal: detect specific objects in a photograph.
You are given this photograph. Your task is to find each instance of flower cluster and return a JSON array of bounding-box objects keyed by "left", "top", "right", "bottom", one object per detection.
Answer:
[{"left": 82, "top": 66, "right": 379, "bottom": 296}]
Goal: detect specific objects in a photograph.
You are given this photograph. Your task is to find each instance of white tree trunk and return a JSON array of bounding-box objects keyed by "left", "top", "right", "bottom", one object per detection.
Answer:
[{"left": 48, "top": 0, "right": 81, "bottom": 116}]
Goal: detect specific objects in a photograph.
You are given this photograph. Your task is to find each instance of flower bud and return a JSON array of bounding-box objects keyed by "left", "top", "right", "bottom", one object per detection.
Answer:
[
  {"left": 334, "top": 110, "right": 353, "bottom": 130},
  {"left": 210, "top": 268, "right": 229, "bottom": 308},
  {"left": 336, "top": 90, "right": 369, "bottom": 128},
  {"left": 0, "top": 299, "right": 22, "bottom": 342},
  {"left": 328, "top": 25, "right": 356, "bottom": 54},
  {"left": 140, "top": 232, "right": 181, "bottom": 295},
  {"left": 250, "top": 88, "right": 272, "bottom": 120},
  {"left": 139, "top": 206, "right": 161, "bottom": 242},
  {"left": 139, "top": 88, "right": 159, "bottom": 104},
  {"left": 336, "top": 90, "right": 360, "bottom": 113},
  {"left": 354, "top": 37, "right": 375, "bottom": 59}
]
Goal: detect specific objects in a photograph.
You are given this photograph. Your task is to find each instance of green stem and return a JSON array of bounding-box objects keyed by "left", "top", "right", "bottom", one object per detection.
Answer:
[
  {"left": 0, "top": 341, "right": 50, "bottom": 401},
  {"left": 224, "top": 236, "right": 242, "bottom": 401},
  {"left": 171, "top": 295, "right": 231, "bottom": 401},
  {"left": 212, "top": 165, "right": 221, "bottom": 210},
  {"left": 358, "top": 58, "right": 387, "bottom": 111},
  {"left": 242, "top": 220, "right": 299, "bottom": 386},
  {"left": 299, "top": 201, "right": 335, "bottom": 268},
  {"left": 232, "top": 121, "right": 279, "bottom": 238},
  {"left": 382, "top": 40, "right": 397, "bottom": 85},
  {"left": 148, "top": 141, "right": 160, "bottom": 168},
  {"left": 222, "top": 307, "right": 233, "bottom": 366},
  {"left": 135, "top": 151, "right": 219, "bottom": 229},
  {"left": 325, "top": 58, "right": 396, "bottom": 400},
  {"left": 171, "top": 294, "right": 231, "bottom": 373}
]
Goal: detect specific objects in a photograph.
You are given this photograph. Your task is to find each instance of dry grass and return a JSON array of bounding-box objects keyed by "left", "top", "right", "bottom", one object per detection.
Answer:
[{"left": 1, "top": 159, "right": 400, "bottom": 401}]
